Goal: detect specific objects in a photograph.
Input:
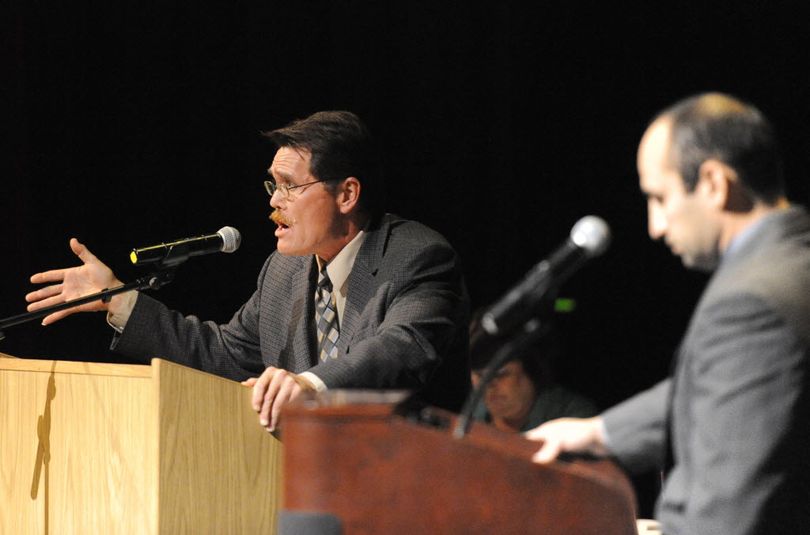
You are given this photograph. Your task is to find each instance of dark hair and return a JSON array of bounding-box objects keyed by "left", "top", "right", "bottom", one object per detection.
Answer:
[
  {"left": 657, "top": 93, "right": 785, "bottom": 203},
  {"left": 263, "top": 111, "right": 385, "bottom": 216},
  {"left": 469, "top": 311, "right": 560, "bottom": 390}
]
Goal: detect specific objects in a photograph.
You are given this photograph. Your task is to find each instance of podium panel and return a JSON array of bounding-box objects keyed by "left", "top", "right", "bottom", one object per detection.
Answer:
[
  {"left": 282, "top": 391, "right": 637, "bottom": 535},
  {"left": 0, "top": 356, "right": 281, "bottom": 534}
]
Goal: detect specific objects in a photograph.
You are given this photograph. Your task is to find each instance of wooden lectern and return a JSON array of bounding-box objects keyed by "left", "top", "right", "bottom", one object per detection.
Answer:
[
  {"left": 282, "top": 391, "right": 638, "bottom": 535},
  {"left": 0, "top": 354, "right": 282, "bottom": 534}
]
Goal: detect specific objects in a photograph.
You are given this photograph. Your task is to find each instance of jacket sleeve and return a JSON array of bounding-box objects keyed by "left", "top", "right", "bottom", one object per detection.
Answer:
[
  {"left": 601, "top": 378, "right": 670, "bottom": 474},
  {"left": 110, "top": 258, "right": 271, "bottom": 381}
]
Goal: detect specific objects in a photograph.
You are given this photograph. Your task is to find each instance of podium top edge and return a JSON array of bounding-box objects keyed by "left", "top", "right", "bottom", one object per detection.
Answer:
[
  {"left": 0, "top": 357, "right": 151, "bottom": 378},
  {"left": 283, "top": 390, "right": 413, "bottom": 420}
]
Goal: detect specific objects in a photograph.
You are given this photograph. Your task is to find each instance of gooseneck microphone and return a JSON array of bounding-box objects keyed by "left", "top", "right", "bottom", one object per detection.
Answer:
[
  {"left": 130, "top": 226, "right": 242, "bottom": 267},
  {"left": 0, "top": 227, "right": 242, "bottom": 340},
  {"left": 481, "top": 216, "right": 611, "bottom": 337}
]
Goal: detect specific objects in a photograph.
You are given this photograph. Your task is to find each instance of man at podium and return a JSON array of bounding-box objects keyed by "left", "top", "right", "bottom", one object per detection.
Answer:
[
  {"left": 24, "top": 110, "right": 471, "bottom": 431},
  {"left": 527, "top": 93, "right": 810, "bottom": 534}
]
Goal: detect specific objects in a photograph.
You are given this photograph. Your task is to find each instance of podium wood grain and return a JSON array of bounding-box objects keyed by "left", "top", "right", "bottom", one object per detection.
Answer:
[
  {"left": 282, "top": 392, "right": 637, "bottom": 535},
  {"left": 0, "top": 357, "right": 282, "bottom": 534}
]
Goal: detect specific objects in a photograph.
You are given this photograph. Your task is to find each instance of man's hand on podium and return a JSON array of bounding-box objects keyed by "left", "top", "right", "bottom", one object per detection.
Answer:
[
  {"left": 525, "top": 416, "right": 609, "bottom": 463},
  {"left": 243, "top": 367, "right": 316, "bottom": 432},
  {"left": 25, "top": 238, "right": 124, "bottom": 325}
]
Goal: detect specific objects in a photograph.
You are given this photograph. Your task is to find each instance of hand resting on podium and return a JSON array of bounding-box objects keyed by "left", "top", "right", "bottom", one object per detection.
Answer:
[
  {"left": 242, "top": 367, "right": 316, "bottom": 432},
  {"left": 525, "top": 416, "right": 610, "bottom": 463}
]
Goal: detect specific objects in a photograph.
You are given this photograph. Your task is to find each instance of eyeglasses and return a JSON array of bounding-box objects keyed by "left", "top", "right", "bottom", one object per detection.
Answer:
[{"left": 264, "top": 179, "right": 327, "bottom": 200}]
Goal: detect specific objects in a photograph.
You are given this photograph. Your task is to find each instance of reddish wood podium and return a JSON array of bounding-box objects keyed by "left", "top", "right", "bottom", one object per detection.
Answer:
[{"left": 281, "top": 391, "right": 637, "bottom": 535}]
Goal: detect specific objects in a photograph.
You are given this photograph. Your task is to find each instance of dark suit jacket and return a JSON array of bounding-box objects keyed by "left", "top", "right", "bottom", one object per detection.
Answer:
[
  {"left": 603, "top": 206, "right": 810, "bottom": 534},
  {"left": 112, "top": 214, "right": 471, "bottom": 411}
]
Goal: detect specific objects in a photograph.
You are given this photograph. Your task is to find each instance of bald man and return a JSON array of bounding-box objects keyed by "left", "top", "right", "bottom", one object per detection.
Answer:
[{"left": 527, "top": 93, "right": 810, "bottom": 534}]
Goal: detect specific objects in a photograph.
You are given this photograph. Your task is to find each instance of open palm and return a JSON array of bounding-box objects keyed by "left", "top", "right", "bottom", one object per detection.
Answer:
[{"left": 26, "top": 238, "right": 121, "bottom": 325}]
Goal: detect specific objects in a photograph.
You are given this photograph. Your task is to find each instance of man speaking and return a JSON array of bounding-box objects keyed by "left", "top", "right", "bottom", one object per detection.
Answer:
[{"left": 25, "top": 111, "right": 471, "bottom": 430}]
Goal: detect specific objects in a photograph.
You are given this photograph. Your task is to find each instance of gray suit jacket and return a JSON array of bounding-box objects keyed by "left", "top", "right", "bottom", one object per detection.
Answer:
[
  {"left": 112, "top": 214, "right": 471, "bottom": 411},
  {"left": 603, "top": 206, "right": 810, "bottom": 534}
]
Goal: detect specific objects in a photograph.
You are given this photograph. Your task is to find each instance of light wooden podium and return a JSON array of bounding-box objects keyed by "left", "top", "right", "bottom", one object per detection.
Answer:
[{"left": 0, "top": 353, "right": 282, "bottom": 534}]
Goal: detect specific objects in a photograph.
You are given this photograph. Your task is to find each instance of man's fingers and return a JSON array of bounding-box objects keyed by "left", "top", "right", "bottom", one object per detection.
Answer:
[
  {"left": 252, "top": 367, "right": 278, "bottom": 411},
  {"left": 30, "top": 270, "right": 67, "bottom": 285},
  {"left": 26, "top": 292, "right": 69, "bottom": 313},
  {"left": 525, "top": 417, "right": 607, "bottom": 463},
  {"left": 252, "top": 380, "right": 266, "bottom": 412},
  {"left": 259, "top": 390, "right": 276, "bottom": 428},
  {"left": 26, "top": 284, "right": 63, "bottom": 304},
  {"left": 70, "top": 238, "right": 98, "bottom": 264},
  {"left": 36, "top": 302, "right": 88, "bottom": 325},
  {"left": 524, "top": 427, "right": 544, "bottom": 441},
  {"left": 250, "top": 367, "right": 303, "bottom": 431},
  {"left": 525, "top": 427, "right": 561, "bottom": 463},
  {"left": 42, "top": 309, "right": 73, "bottom": 326},
  {"left": 269, "top": 380, "right": 301, "bottom": 431},
  {"left": 533, "top": 440, "right": 562, "bottom": 464},
  {"left": 270, "top": 382, "right": 305, "bottom": 431},
  {"left": 258, "top": 371, "right": 285, "bottom": 427},
  {"left": 28, "top": 239, "right": 95, "bottom": 287}
]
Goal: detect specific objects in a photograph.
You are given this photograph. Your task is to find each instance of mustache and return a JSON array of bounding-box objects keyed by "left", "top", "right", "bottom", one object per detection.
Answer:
[{"left": 271, "top": 210, "right": 292, "bottom": 226}]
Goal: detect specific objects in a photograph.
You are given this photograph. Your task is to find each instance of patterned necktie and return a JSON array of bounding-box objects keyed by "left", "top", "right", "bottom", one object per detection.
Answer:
[{"left": 315, "top": 265, "right": 340, "bottom": 361}]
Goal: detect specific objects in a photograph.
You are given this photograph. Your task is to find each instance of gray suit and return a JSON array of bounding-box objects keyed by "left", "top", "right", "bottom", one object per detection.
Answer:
[
  {"left": 112, "top": 214, "right": 471, "bottom": 411},
  {"left": 603, "top": 206, "right": 810, "bottom": 534}
]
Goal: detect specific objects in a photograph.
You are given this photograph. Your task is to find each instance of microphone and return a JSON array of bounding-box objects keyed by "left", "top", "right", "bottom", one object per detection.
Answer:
[
  {"left": 130, "top": 226, "right": 242, "bottom": 267},
  {"left": 481, "top": 216, "right": 610, "bottom": 336}
]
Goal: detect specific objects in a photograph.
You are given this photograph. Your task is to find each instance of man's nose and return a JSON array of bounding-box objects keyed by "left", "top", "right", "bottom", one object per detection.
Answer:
[{"left": 648, "top": 205, "right": 666, "bottom": 240}]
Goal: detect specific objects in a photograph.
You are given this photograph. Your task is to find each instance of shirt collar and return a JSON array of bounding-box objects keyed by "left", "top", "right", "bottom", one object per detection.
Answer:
[
  {"left": 723, "top": 207, "right": 786, "bottom": 261},
  {"left": 315, "top": 229, "right": 367, "bottom": 293}
]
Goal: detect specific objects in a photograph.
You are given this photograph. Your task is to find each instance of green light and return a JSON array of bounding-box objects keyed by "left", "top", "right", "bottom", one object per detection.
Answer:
[{"left": 554, "top": 298, "right": 576, "bottom": 313}]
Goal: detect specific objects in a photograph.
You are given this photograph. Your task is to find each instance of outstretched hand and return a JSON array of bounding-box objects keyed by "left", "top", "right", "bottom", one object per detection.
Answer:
[{"left": 26, "top": 238, "right": 122, "bottom": 325}]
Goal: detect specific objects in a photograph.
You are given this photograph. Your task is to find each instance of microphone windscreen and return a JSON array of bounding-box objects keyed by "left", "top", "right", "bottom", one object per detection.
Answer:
[
  {"left": 570, "top": 216, "right": 610, "bottom": 257},
  {"left": 217, "top": 226, "right": 242, "bottom": 253}
]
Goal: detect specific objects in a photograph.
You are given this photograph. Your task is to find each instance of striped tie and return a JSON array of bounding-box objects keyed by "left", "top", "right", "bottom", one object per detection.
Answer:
[{"left": 315, "top": 266, "right": 340, "bottom": 361}]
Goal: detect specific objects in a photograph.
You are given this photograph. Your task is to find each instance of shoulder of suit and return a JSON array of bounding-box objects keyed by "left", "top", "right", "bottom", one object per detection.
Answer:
[
  {"left": 379, "top": 213, "right": 453, "bottom": 249},
  {"left": 706, "top": 214, "right": 810, "bottom": 332},
  {"left": 262, "top": 250, "right": 312, "bottom": 277}
]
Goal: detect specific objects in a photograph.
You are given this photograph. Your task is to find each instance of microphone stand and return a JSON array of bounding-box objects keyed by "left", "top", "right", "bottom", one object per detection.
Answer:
[
  {"left": 0, "top": 269, "right": 176, "bottom": 341},
  {"left": 452, "top": 318, "right": 550, "bottom": 439}
]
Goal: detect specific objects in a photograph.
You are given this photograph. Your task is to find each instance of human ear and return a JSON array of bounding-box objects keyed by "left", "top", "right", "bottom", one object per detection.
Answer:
[
  {"left": 696, "top": 159, "right": 733, "bottom": 209},
  {"left": 337, "top": 177, "right": 361, "bottom": 213}
]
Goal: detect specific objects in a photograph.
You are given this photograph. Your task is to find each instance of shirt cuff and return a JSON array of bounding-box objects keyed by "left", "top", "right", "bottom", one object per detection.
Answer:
[
  {"left": 299, "top": 371, "right": 327, "bottom": 393},
  {"left": 105, "top": 291, "right": 139, "bottom": 333}
]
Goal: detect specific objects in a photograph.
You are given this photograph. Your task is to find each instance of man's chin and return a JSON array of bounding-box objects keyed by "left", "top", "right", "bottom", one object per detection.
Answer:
[
  {"left": 680, "top": 253, "right": 718, "bottom": 272},
  {"left": 276, "top": 242, "right": 310, "bottom": 257}
]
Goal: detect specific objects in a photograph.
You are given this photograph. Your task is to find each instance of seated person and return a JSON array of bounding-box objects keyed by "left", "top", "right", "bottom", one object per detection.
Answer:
[{"left": 469, "top": 315, "right": 597, "bottom": 433}]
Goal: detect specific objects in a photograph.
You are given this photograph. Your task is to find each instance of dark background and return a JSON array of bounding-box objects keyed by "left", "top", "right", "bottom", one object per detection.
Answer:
[{"left": 3, "top": 1, "right": 810, "bottom": 511}]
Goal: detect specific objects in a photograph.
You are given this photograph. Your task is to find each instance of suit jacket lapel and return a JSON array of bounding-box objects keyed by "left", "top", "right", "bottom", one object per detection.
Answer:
[
  {"left": 291, "top": 256, "right": 319, "bottom": 371},
  {"left": 338, "top": 215, "right": 389, "bottom": 354}
]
